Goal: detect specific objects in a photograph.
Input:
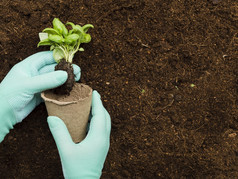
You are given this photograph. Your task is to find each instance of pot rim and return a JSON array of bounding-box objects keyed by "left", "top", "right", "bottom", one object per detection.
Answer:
[
  {"left": 41, "top": 92, "right": 78, "bottom": 105},
  {"left": 41, "top": 84, "right": 92, "bottom": 106}
]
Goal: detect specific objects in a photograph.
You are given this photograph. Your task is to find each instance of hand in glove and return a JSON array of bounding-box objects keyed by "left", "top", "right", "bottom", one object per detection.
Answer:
[
  {"left": 0, "top": 51, "right": 81, "bottom": 142},
  {"left": 48, "top": 91, "right": 111, "bottom": 179}
]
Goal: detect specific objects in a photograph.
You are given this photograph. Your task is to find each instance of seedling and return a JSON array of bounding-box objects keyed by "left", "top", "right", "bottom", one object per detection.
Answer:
[
  {"left": 38, "top": 18, "right": 93, "bottom": 63},
  {"left": 38, "top": 18, "right": 93, "bottom": 94},
  {"left": 137, "top": 87, "right": 146, "bottom": 94},
  {"left": 190, "top": 84, "right": 195, "bottom": 88}
]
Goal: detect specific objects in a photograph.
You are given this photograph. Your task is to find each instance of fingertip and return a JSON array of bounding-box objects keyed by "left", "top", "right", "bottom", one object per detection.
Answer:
[
  {"left": 47, "top": 116, "right": 74, "bottom": 148},
  {"left": 55, "top": 70, "right": 68, "bottom": 84},
  {"left": 93, "top": 90, "right": 101, "bottom": 99},
  {"left": 91, "top": 91, "right": 103, "bottom": 114},
  {"left": 72, "top": 64, "right": 81, "bottom": 81},
  {"left": 72, "top": 64, "right": 81, "bottom": 74},
  {"left": 47, "top": 116, "right": 62, "bottom": 129}
]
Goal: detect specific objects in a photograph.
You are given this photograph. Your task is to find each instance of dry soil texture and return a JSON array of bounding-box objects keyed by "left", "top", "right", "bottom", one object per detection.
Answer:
[{"left": 0, "top": 0, "right": 237, "bottom": 178}]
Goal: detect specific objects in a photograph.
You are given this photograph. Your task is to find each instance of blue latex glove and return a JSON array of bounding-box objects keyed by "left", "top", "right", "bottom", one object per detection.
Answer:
[
  {"left": 0, "top": 51, "right": 81, "bottom": 142},
  {"left": 48, "top": 91, "right": 111, "bottom": 179}
]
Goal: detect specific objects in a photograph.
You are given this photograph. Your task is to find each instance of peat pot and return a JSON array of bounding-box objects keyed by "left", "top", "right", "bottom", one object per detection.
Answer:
[{"left": 41, "top": 83, "right": 92, "bottom": 143}]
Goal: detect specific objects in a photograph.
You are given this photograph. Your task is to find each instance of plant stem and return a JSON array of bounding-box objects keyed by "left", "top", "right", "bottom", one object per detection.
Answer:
[{"left": 56, "top": 39, "right": 81, "bottom": 63}]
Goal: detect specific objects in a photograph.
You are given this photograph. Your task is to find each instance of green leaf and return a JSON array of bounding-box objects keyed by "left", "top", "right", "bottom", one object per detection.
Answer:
[
  {"left": 50, "top": 45, "right": 55, "bottom": 51},
  {"left": 68, "top": 24, "right": 84, "bottom": 36},
  {"left": 53, "top": 18, "right": 64, "bottom": 35},
  {"left": 68, "top": 29, "right": 73, "bottom": 35},
  {"left": 66, "top": 22, "right": 77, "bottom": 35},
  {"left": 82, "top": 24, "right": 94, "bottom": 32},
  {"left": 66, "top": 22, "right": 76, "bottom": 29},
  {"left": 65, "top": 34, "right": 80, "bottom": 44},
  {"left": 43, "top": 28, "right": 60, "bottom": 35},
  {"left": 69, "top": 46, "right": 75, "bottom": 51},
  {"left": 53, "top": 47, "right": 65, "bottom": 63},
  {"left": 81, "top": 34, "right": 91, "bottom": 43},
  {"left": 75, "top": 25, "right": 84, "bottom": 34},
  {"left": 48, "top": 34, "right": 64, "bottom": 44},
  {"left": 62, "top": 24, "right": 68, "bottom": 37},
  {"left": 39, "top": 32, "right": 49, "bottom": 41},
  {"left": 37, "top": 39, "right": 52, "bottom": 47},
  {"left": 79, "top": 47, "right": 84, "bottom": 51},
  {"left": 51, "top": 18, "right": 68, "bottom": 37},
  {"left": 38, "top": 19, "right": 94, "bottom": 61}
]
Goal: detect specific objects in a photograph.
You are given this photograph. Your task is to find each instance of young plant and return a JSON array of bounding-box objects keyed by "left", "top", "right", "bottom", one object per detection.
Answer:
[{"left": 38, "top": 18, "right": 93, "bottom": 95}]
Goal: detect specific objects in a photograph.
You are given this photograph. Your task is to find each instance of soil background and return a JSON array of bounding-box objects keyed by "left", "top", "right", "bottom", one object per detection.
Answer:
[{"left": 0, "top": 0, "right": 237, "bottom": 178}]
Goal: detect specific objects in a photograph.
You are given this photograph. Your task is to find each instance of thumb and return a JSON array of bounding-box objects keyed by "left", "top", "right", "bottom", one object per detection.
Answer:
[
  {"left": 24, "top": 70, "right": 68, "bottom": 94},
  {"left": 47, "top": 116, "right": 73, "bottom": 150}
]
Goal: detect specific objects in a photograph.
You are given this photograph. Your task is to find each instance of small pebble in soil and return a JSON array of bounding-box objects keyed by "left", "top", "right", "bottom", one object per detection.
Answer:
[
  {"left": 228, "top": 133, "right": 237, "bottom": 138},
  {"left": 222, "top": 54, "right": 231, "bottom": 60}
]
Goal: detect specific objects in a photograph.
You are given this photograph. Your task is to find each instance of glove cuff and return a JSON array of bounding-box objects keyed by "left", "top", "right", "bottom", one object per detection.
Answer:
[{"left": 0, "top": 97, "right": 16, "bottom": 143}]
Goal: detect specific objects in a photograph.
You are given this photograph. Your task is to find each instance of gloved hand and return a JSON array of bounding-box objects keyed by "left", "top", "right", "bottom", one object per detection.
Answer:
[
  {"left": 0, "top": 51, "right": 81, "bottom": 142},
  {"left": 48, "top": 91, "right": 111, "bottom": 179}
]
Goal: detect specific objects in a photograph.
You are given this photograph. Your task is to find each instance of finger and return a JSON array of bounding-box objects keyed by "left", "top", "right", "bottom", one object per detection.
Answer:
[
  {"left": 35, "top": 93, "right": 44, "bottom": 105},
  {"left": 24, "top": 70, "right": 68, "bottom": 94},
  {"left": 23, "top": 51, "right": 56, "bottom": 70},
  {"left": 87, "top": 91, "right": 107, "bottom": 139},
  {"left": 39, "top": 64, "right": 57, "bottom": 74},
  {"left": 16, "top": 98, "right": 36, "bottom": 123},
  {"left": 47, "top": 116, "right": 73, "bottom": 150},
  {"left": 39, "top": 64, "right": 81, "bottom": 81},
  {"left": 91, "top": 90, "right": 103, "bottom": 116},
  {"left": 72, "top": 64, "right": 81, "bottom": 81},
  {"left": 104, "top": 108, "right": 111, "bottom": 135}
]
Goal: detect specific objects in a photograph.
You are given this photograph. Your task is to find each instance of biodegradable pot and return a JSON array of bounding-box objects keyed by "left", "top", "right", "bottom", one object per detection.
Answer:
[{"left": 41, "top": 83, "right": 92, "bottom": 143}]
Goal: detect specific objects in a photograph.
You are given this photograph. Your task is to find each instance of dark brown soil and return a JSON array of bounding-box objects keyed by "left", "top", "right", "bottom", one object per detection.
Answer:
[
  {"left": 54, "top": 60, "right": 75, "bottom": 95},
  {"left": 0, "top": 0, "right": 237, "bottom": 178}
]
